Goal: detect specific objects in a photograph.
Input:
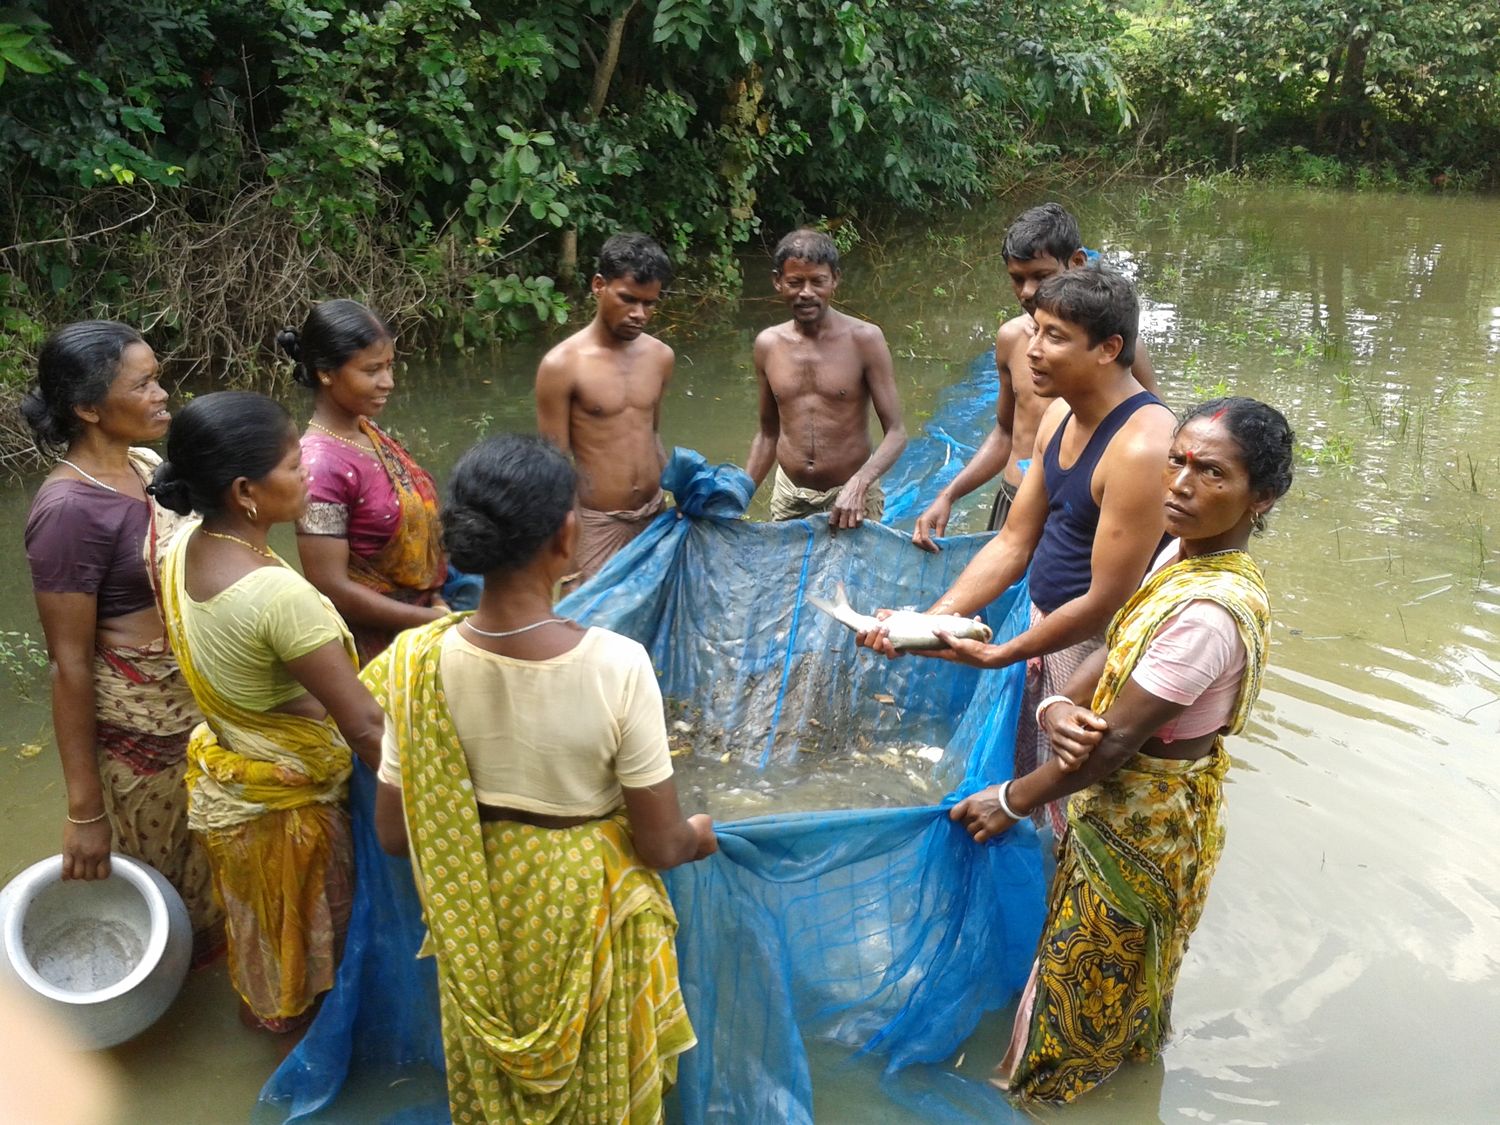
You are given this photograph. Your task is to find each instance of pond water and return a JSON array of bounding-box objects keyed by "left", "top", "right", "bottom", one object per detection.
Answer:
[{"left": 1, "top": 180, "right": 1497, "bottom": 1122}]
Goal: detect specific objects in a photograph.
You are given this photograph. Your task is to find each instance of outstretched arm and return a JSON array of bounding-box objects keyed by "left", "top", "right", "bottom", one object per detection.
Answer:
[
  {"left": 951, "top": 678, "right": 1186, "bottom": 842},
  {"left": 831, "top": 325, "right": 907, "bottom": 529},
  {"left": 745, "top": 334, "right": 781, "bottom": 489},
  {"left": 920, "top": 410, "right": 1172, "bottom": 669}
]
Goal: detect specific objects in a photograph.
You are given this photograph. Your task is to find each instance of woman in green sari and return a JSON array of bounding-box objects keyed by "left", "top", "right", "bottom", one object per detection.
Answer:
[
  {"left": 365, "top": 433, "right": 716, "bottom": 1124},
  {"left": 942, "top": 397, "right": 1295, "bottom": 1102}
]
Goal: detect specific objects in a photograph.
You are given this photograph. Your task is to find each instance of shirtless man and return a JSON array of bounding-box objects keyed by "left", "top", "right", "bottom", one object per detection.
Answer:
[
  {"left": 536, "top": 232, "right": 673, "bottom": 584},
  {"left": 861, "top": 266, "right": 1174, "bottom": 837},
  {"left": 912, "top": 203, "right": 1156, "bottom": 551},
  {"left": 745, "top": 228, "right": 907, "bottom": 529}
]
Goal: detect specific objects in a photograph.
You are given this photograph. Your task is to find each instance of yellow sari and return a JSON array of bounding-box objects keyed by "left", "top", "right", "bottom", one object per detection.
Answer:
[
  {"left": 363, "top": 617, "right": 696, "bottom": 1123},
  {"left": 159, "top": 527, "right": 356, "bottom": 1027},
  {"left": 1007, "top": 549, "right": 1270, "bottom": 1102}
]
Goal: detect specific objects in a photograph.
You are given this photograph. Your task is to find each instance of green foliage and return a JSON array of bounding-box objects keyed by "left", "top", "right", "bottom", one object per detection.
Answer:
[{"left": 1113, "top": 0, "right": 1500, "bottom": 179}]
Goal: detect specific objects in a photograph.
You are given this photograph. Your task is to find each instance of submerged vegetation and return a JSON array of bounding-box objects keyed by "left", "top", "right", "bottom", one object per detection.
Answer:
[{"left": 1, "top": 0, "right": 1497, "bottom": 466}]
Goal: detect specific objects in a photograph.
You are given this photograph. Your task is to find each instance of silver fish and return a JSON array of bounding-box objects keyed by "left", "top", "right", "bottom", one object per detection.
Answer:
[{"left": 806, "top": 582, "right": 993, "bottom": 651}]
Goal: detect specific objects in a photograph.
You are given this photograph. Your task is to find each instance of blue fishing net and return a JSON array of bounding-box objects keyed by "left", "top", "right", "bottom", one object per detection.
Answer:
[
  {"left": 259, "top": 437, "right": 1045, "bottom": 1123},
  {"left": 882, "top": 351, "right": 1004, "bottom": 529}
]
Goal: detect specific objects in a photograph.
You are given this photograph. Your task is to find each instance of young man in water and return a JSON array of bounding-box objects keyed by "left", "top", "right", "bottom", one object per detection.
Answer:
[
  {"left": 745, "top": 228, "right": 907, "bottom": 529},
  {"left": 862, "top": 266, "right": 1174, "bottom": 836},
  {"left": 912, "top": 203, "right": 1156, "bottom": 549},
  {"left": 536, "top": 232, "right": 673, "bottom": 585}
]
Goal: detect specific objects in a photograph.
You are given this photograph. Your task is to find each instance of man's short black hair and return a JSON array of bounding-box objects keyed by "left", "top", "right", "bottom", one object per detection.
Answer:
[
  {"left": 1002, "top": 202, "right": 1083, "bottom": 264},
  {"left": 773, "top": 228, "right": 840, "bottom": 273},
  {"left": 596, "top": 232, "right": 673, "bottom": 286},
  {"left": 1032, "top": 264, "right": 1138, "bottom": 368}
]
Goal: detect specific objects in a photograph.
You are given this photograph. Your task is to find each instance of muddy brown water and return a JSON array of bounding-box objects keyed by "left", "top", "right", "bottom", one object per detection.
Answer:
[{"left": 1, "top": 181, "right": 1497, "bottom": 1122}]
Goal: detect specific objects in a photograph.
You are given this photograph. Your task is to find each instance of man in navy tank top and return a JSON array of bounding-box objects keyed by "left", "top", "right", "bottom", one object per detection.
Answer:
[
  {"left": 912, "top": 204, "right": 1157, "bottom": 549},
  {"left": 860, "top": 266, "right": 1175, "bottom": 840}
]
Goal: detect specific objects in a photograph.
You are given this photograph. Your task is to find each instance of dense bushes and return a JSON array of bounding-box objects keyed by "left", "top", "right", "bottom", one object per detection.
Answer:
[
  {"left": 5, "top": 0, "right": 1497, "bottom": 467},
  {"left": 0, "top": 0, "right": 1130, "bottom": 465}
]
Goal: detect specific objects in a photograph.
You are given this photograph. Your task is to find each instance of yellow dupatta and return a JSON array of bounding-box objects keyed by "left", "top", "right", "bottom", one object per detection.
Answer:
[
  {"left": 158, "top": 525, "right": 356, "bottom": 832},
  {"left": 1090, "top": 547, "right": 1271, "bottom": 731},
  {"left": 362, "top": 617, "right": 695, "bottom": 1121}
]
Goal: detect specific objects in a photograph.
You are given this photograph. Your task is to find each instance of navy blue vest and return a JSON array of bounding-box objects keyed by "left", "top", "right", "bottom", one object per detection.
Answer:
[{"left": 1029, "top": 390, "right": 1164, "bottom": 614}]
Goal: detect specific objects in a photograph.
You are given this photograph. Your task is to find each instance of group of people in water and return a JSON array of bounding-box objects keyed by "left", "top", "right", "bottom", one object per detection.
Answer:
[{"left": 20, "top": 201, "right": 1294, "bottom": 1119}]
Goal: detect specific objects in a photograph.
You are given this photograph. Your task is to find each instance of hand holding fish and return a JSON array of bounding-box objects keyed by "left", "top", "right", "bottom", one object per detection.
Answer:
[{"left": 811, "top": 583, "right": 992, "bottom": 655}]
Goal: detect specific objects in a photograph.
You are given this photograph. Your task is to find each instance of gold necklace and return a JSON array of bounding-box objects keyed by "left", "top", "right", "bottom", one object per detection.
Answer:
[
  {"left": 306, "top": 419, "right": 372, "bottom": 451},
  {"left": 200, "top": 529, "right": 279, "bottom": 561}
]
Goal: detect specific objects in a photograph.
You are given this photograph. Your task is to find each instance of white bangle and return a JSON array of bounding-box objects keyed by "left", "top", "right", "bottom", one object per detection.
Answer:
[
  {"left": 995, "top": 781, "right": 1025, "bottom": 821},
  {"left": 1035, "top": 693, "right": 1073, "bottom": 727}
]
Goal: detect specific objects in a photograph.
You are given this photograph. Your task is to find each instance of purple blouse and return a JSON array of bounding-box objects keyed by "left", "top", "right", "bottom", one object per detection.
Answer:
[
  {"left": 25, "top": 480, "right": 156, "bottom": 618},
  {"left": 296, "top": 431, "right": 402, "bottom": 559}
]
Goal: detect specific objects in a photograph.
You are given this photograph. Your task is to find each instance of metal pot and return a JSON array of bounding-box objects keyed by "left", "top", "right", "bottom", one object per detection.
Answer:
[{"left": 0, "top": 854, "right": 191, "bottom": 1049}]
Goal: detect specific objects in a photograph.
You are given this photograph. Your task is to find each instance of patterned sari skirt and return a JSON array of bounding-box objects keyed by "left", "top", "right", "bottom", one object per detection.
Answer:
[
  {"left": 1002, "top": 748, "right": 1228, "bottom": 1102},
  {"left": 94, "top": 639, "right": 224, "bottom": 963}
]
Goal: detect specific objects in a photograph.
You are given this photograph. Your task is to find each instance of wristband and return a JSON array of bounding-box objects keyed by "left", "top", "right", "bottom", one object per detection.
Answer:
[
  {"left": 1034, "top": 693, "right": 1073, "bottom": 726},
  {"left": 995, "top": 781, "right": 1025, "bottom": 821}
]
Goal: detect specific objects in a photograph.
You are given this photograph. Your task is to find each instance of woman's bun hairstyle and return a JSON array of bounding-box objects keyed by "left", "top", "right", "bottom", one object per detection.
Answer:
[
  {"left": 148, "top": 391, "right": 293, "bottom": 518},
  {"left": 22, "top": 320, "right": 145, "bottom": 452},
  {"left": 281, "top": 299, "right": 392, "bottom": 391},
  {"left": 146, "top": 458, "right": 194, "bottom": 516},
  {"left": 275, "top": 327, "right": 314, "bottom": 388},
  {"left": 442, "top": 434, "right": 576, "bottom": 576}
]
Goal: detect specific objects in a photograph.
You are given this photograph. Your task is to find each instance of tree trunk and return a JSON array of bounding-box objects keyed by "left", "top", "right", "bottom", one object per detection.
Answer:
[
  {"left": 559, "top": 0, "right": 638, "bottom": 285},
  {"left": 1334, "top": 30, "right": 1371, "bottom": 154},
  {"left": 1314, "top": 50, "right": 1343, "bottom": 144}
]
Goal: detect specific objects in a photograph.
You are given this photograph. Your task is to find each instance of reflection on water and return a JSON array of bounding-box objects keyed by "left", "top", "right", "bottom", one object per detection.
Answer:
[{"left": 1, "top": 182, "right": 1498, "bottom": 1121}]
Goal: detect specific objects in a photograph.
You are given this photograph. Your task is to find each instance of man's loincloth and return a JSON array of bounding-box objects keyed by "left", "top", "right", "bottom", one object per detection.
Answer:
[
  {"left": 568, "top": 490, "right": 667, "bottom": 587},
  {"left": 769, "top": 466, "right": 885, "bottom": 522}
]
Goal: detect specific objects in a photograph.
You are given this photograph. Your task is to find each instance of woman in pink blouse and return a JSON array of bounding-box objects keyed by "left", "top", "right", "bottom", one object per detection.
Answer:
[{"left": 278, "top": 300, "right": 447, "bottom": 664}]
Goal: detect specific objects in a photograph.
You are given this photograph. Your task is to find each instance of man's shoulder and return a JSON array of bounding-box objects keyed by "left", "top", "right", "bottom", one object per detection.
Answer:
[
  {"left": 996, "top": 312, "right": 1033, "bottom": 346},
  {"left": 1106, "top": 399, "right": 1176, "bottom": 465},
  {"left": 537, "top": 329, "right": 592, "bottom": 377}
]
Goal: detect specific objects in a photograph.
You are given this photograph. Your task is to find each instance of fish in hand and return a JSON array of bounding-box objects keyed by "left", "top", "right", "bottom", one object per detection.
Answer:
[{"left": 806, "top": 582, "right": 993, "bottom": 651}]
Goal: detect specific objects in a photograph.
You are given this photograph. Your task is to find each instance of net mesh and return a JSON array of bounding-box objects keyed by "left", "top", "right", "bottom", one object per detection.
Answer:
[{"left": 261, "top": 355, "right": 1045, "bottom": 1123}]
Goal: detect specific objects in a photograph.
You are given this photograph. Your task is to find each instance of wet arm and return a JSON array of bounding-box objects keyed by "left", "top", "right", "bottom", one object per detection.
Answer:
[
  {"left": 283, "top": 640, "right": 387, "bottom": 770},
  {"left": 851, "top": 326, "right": 908, "bottom": 484},
  {"left": 374, "top": 779, "right": 407, "bottom": 855},
  {"left": 621, "top": 779, "right": 717, "bottom": 869},
  {"left": 1132, "top": 337, "right": 1159, "bottom": 397},
  {"left": 745, "top": 338, "right": 781, "bottom": 488},
  {"left": 296, "top": 534, "right": 441, "bottom": 632},
  {"left": 535, "top": 355, "right": 573, "bottom": 454},
  {"left": 34, "top": 592, "right": 112, "bottom": 879}
]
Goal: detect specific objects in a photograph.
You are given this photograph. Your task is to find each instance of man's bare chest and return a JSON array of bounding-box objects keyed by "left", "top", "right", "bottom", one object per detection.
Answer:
[
  {"left": 766, "top": 343, "right": 864, "bottom": 401},
  {"left": 574, "top": 370, "right": 661, "bottom": 417}
]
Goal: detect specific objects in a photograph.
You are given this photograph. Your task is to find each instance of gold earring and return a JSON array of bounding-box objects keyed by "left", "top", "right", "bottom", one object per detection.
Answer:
[
  {"left": 246, "top": 504, "right": 259, "bottom": 524},
  {"left": 320, "top": 377, "right": 331, "bottom": 385}
]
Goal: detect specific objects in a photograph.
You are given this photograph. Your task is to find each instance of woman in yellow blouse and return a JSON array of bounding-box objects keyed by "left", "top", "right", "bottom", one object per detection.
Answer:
[{"left": 149, "top": 391, "right": 386, "bottom": 1033}]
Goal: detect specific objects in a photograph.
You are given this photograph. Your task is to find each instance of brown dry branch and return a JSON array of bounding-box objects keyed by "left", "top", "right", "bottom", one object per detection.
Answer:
[{"left": 1, "top": 180, "right": 484, "bottom": 474}]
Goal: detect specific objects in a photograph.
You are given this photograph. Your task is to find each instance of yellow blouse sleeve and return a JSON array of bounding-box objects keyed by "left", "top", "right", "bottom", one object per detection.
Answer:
[
  {"left": 614, "top": 642, "right": 674, "bottom": 790},
  {"left": 258, "top": 570, "right": 353, "bottom": 663}
]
